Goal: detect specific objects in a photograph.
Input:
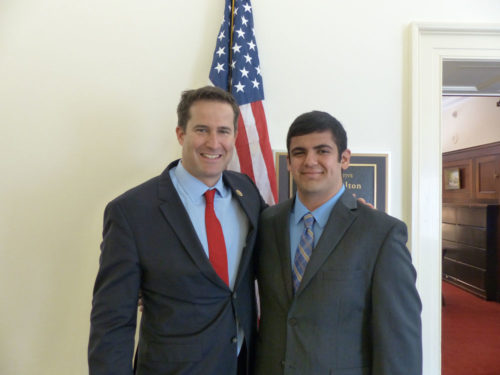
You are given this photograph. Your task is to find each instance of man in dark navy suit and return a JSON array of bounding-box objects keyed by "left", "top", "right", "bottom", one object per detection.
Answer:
[{"left": 89, "top": 86, "right": 265, "bottom": 375}]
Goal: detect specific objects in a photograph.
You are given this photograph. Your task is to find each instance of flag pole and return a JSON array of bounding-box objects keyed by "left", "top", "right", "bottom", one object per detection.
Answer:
[{"left": 227, "top": 0, "right": 236, "bottom": 92}]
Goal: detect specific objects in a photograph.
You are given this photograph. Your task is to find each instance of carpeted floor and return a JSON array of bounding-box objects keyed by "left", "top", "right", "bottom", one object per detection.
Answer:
[{"left": 442, "top": 281, "right": 500, "bottom": 375}]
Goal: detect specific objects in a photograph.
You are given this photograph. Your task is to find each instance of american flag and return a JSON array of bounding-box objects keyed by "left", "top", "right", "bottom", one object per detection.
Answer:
[{"left": 209, "top": 0, "right": 277, "bottom": 205}]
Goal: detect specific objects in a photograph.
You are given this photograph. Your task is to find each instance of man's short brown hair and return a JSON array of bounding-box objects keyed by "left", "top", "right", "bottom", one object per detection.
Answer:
[{"left": 177, "top": 86, "right": 240, "bottom": 131}]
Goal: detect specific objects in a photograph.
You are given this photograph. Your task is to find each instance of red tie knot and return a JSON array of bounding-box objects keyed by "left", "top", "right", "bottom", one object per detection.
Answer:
[{"left": 204, "top": 189, "right": 217, "bottom": 205}]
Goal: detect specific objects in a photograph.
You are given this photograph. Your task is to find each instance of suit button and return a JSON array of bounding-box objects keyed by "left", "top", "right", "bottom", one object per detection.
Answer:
[
  {"left": 232, "top": 292, "right": 237, "bottom": 299},
  {"left": 288, "top": 318, "right": 297, "bottom": 326},
  {"left": 231, "top": 337, "right": 238, "bottom": 344},
  {"left": 280, "top": 360, "right": 285, "bottom": 368}
]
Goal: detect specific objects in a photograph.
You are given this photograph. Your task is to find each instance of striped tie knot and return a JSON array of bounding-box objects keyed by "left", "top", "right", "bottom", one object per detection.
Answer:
[{"left": 303, "top": 213, "right": 314, "bottom": 229}]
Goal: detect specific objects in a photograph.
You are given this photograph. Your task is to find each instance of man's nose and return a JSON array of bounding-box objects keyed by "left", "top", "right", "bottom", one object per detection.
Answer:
[
  {"left": 205, "top": 132, "right": 219, "bottom": 148},
  {"left": 304, "top": 152, "right": 317, "bottom": 165}
]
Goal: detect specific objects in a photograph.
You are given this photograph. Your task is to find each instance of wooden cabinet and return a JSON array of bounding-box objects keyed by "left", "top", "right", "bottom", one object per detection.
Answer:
[
  {"left": 475, "top": 155, "right": 500, "bottom": 200},
  {"left": 443, "top": 142, "right": 500, "bottom": 204},
  {"left": 442, "top": 203, "right": 500, "bottom": 301}
]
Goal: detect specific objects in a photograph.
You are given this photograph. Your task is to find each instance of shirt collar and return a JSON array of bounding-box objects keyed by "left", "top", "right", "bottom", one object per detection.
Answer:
[
  {"left": 292, "top": 185, "right": 346, "bottom": 228},
  {"left": 174, "top": 161, "right": 230, "bottom": 203}
]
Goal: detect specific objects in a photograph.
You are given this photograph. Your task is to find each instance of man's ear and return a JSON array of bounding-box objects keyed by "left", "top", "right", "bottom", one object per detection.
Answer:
[
  {"left": 175, "top": 126, "right": 185, "bottom": 146},
  {"left": 286, "top": 154, "right": 291, "bottom": 172},
  {"left": 340, "top": 148, "right": 351, "bottom": 170}
]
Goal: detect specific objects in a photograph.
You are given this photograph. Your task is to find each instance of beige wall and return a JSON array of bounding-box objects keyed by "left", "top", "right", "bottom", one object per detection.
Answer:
[
  {"left": 442, "top": 96, "right": 500, "bottom": 152},
  {"left": 2, "top": 1, "right": 500, "bottom": 374}
]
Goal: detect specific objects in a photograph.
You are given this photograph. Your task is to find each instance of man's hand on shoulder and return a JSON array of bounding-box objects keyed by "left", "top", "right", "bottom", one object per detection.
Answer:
[{"left": 355, "top": 195, "right": 375, "bottom": 209}]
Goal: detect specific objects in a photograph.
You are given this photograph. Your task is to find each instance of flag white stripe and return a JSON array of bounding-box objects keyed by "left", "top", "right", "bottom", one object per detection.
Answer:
[{"left": 239, "top": 103, "right": 275, "bottom": 205}]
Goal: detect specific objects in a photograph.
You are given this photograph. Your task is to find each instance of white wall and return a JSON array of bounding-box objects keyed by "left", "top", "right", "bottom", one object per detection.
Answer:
[
  {"left": 442, "top": 96, "right": 500, "bottom": 152},
  {"left": 2, "top": 1, "right": 500, "bottom": 374}
]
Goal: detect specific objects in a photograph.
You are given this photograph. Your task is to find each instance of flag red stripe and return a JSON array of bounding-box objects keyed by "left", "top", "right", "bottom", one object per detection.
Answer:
[
  {"left": 251, "top": 101, "right": 278, "bottom": 203},
  {"left": 235, "top": 115, "right": 255, "bottom": 181}
]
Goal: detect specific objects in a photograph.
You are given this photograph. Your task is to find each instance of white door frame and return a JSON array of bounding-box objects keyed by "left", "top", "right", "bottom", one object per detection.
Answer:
[{"left": 411, "top": 23, "right": 500, "bottom": 375}]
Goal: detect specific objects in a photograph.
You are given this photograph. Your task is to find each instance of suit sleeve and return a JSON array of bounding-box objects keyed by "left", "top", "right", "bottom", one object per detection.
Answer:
[
  {"left": 88, "top": 201, "right": 141, "bottom": 375},
  {"left": 371, "top": 221, "right": 422, "bottom": 375}
]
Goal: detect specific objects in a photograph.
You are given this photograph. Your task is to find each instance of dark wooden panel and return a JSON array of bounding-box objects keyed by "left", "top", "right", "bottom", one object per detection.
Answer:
[
  {"left": 457, "top": 207, "right": 487, "bottom": 227},
  {"left": 442, "top": 206, "right": 456, "bottom": 223},
  {"left": 442, "top": 240, "right": 487, "bottom": 269},
  {"left": 443, "top": 142, "right": 500, "bottom": 162},
  {"left": 443, "top": 258, "right": 486, "bottom": 291},
  {"left": 442, "top": 223, "right": 456, "bottom": 242},
  {"left": 442, "top": 201, "right": 500, "bottom": 300},
  {"left": 443, "top": 142, "right": 500, "bottom": 204},
  {"left": 455, "top": 225, "right": 487, "bottom": 248},
  {"left": 477, "top": 156, "right": 498, "bottom": 193}
]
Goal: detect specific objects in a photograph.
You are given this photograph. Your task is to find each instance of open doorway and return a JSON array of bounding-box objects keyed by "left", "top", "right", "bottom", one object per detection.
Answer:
[
  {"left": 441, "top": 59, "right": 500, "bottom": 374},
  {"left": 411, "top": 23, "right": 500, "bottom": 375}
]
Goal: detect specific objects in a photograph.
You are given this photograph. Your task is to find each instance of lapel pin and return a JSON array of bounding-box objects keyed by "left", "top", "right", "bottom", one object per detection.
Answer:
[{"left": 236, "top": 189, "right": 243, "bottom": 197}]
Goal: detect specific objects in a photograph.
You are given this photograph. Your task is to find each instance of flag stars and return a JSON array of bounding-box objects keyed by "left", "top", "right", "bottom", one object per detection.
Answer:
[
  {"left": 233, "top": 43, "right": 242, "bottom": 53},
  {"left": 210, "top": 2, "right": 265, "bottom": 103},
  {"left": 215, "top": 63, "right": 225, "bottom": 73},
  {"left": 240, "top": 67, "right": 249, "bottom": 78},
  {"left": 235, "top": 81, "right": 245, "bottom": 93},
  {"left": 236, "top": 28, "right": 245, "bottom": 39},
  {"left": 228, "top": 6, "right": 239, "bottom": 15},
  {"left": 216, "top": 47, "right": 225, "bottom": 57}
]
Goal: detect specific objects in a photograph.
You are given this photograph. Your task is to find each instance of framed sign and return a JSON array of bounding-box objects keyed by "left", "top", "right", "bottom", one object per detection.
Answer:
[{"left": 275, "top": 152, "right": 388, "bottom": 211}]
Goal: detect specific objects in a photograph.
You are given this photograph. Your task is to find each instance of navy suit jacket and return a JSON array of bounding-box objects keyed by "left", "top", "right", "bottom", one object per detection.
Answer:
[
  {"left": 255, "top": 192, "right": 422, "bottom": 375},
  {"left": 89, "top": 160, "right": 265, "bottom": 374}
]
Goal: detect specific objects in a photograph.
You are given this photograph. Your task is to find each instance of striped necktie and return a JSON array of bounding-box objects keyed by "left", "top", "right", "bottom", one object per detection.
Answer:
[{"left": 292, "top": 212, "right": 315, "bottom": 292}]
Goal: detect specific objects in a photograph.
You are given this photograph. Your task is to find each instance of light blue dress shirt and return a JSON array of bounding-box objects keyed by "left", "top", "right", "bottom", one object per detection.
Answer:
[
  {"left": 289, "top": 185, "right": 345, "bottom": 268},
  {"left": 169, "top": 161, "right": 249, "bottom": 289},
  {"left": 169, "top": 161, "right": 248, "bottom": 353}
]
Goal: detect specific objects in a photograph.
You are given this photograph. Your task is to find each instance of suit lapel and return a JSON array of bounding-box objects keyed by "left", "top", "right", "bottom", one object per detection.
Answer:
[
  {"left": 157, "top": 161, "right": 228, "bottom": 289},
  {"left": 295, "top": 192, "right": 358, "bottom": 295},
  {"left": 274, "top": 200, "right": 294, "bottom": 302},
  {"left": 223, "top": 173, "right": 258, "bottom": 289}
]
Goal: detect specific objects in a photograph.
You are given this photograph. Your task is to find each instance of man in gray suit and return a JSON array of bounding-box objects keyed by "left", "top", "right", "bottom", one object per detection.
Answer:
[
  {"left": 89, "top": 86, "right": 265, "bottom": 374},
  {"left": 255, "top": 111, "right": 422, "bottom": 374}
]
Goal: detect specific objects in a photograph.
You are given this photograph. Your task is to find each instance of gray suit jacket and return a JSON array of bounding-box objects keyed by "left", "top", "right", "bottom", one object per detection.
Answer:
[
  {"left": 255, "top": 192, "right": 422, "bottom": 375},
  {"left": 89, "top": 160, "right": 265, "bottom": 375}
]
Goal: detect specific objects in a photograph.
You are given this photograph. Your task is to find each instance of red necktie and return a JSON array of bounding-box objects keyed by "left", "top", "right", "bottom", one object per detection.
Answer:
[{"left": 204, "top": 189, "right": 229, "bottom": 285}]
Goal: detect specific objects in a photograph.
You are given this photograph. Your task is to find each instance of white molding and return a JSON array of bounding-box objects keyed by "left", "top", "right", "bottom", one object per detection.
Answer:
[{"left": 411, "top": 22, "right": 500, "bottom": 375}]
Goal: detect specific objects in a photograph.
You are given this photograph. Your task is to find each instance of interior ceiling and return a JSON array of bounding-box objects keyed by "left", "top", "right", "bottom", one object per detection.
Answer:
[{"left": 442, "top": 60, "right": 500, "bottom": 96}]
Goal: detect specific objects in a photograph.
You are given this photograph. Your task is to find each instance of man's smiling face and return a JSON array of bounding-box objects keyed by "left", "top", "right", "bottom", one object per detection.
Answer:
[
  {"left": 176, "top": 100, "right": 237, "bottom": 187},
  {"left": 288, "top": 130, "right": 350, "bottom": 209}
]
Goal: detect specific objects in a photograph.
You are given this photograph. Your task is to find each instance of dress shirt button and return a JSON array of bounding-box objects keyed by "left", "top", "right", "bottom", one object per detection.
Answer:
[
  {"left": 231, "top": 336, "right": 238, "bottom": 344},
  {"left": 288, "top": 318, "right": 297, "bottom": 326}
]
